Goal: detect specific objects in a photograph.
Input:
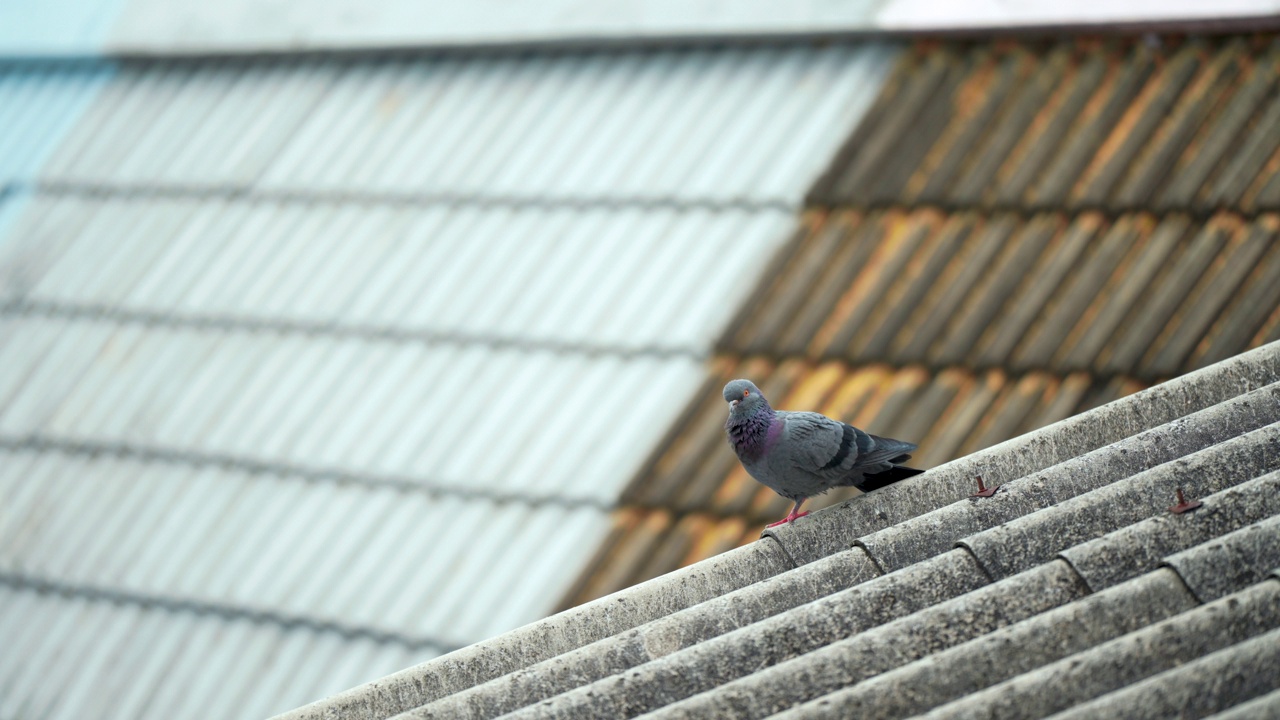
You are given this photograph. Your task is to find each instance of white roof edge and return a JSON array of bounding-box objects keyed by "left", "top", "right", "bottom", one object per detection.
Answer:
[
  {"left": 875, "top": 0, "right": 1280, "bottom": 32},
  {"left": 6, "top": 0, "right": 1279, "bottom": 58}
]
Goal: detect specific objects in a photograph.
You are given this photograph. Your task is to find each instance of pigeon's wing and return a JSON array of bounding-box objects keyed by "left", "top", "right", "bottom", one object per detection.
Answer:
[
  {"left": 780, "top": 411, "right": 918, "bottom": 476},
  {"left": 776, "top": 411, "right": 851, "bottom": 476}
]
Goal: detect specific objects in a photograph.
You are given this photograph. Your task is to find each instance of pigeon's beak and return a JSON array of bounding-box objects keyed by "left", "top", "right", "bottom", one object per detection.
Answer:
[{"left": 730, "top": 399, "right": 739, "bottom": 409}]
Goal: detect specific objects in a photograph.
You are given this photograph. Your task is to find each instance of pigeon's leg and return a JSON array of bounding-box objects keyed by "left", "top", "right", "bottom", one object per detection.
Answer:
[{"left": 765, "top": 499, "right": 810, "bottom": 528}]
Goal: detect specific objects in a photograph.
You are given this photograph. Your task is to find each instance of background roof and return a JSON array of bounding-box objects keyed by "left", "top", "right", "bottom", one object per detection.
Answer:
[{"left": 0, "top": 44, "right": 892, "bottom": 719}]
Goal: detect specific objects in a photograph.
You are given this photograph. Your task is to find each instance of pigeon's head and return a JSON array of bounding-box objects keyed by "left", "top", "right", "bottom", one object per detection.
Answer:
[{"left": 724, "top": 378, "right": 767, "bottom": 415}]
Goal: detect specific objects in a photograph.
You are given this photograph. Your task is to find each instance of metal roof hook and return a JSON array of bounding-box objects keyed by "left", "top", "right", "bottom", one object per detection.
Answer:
[
  {"left": 1168, "top": 487, "right": 1203, "bottom": 514},
  {"left": 971, "top": 475, "right": 999, "bottom": 498}
]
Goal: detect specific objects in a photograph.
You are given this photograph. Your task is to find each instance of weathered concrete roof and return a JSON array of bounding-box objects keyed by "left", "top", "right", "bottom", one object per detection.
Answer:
[{"left": 277, "top": 340, "right": 1280, "bottom": 720}]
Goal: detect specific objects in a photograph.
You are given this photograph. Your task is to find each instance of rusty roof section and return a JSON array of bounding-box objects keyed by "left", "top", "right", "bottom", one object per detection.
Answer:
[{"left": 565, "top": 33, "right": 1280, "bottom": 607}]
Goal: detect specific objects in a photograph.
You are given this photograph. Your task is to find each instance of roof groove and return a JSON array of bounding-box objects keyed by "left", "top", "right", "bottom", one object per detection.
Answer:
[
  {"left": 772, "top": 571, "right": 1280, "bottom": 720},
  {"left": 0, "top": 435, "right": 611, "bottom": 511},
  {"left": 918, "top": 577, "right": 1280, "bottom": 719},
  {"left": 1203, "top": 688, "right": 1280, "bottom": 720},
  {"left": 29, "top": 181, "right": 800, "bottom": 212},
  {"left": 803, "top": 199, "right": 1275, "bottom": 223},
  {"left": 1062, "top": 470, "right": 1280, "bottom": 592},
  {"left": 1, "top": 300, "right": 707, "bottom": 361},
  {"left": 0, "top": 571, "right": 462, "bottom": 654},
  {"left": 1043, "top": 625, "right": 1280, "bottom": 720}
]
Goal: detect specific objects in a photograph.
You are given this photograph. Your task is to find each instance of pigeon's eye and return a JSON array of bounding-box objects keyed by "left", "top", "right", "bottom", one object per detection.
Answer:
[{"left": 743, "top": 390, "right": 750, "bottom": 397}]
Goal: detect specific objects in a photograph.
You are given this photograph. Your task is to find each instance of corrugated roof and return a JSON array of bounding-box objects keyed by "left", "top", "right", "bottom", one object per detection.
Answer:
[
  {"left": 0, "top": 42, "right": 897, "bottom": 720},
  {"left": 0, "top": 61, "right": 113, "bottom": 184},
  {"left": 0, "top": 316, "right": 709, "bottom": 505},
  {"left": 0, "top": 582, "right": 425, "bottom": 719},
  {"left": 38, "top": 46, "right": 892, "bottom": 205},
  {"left": 809, "top": 36, "right": 1280, "bottom": 214},
  {"left": 725, "top": 209, "right": 1280, "bottom": 378},
  {"left": 0, "top": 195, "right": 794, "bottom": 352},
  {"left": 278, "top": 342, "right": 1280, "bottom": 720},
  {"left": 577, "top": 34, "right": 1280, "bottom": 602},
  {"left": 0, "top": 450, "right": 611, "bottom": 646}
]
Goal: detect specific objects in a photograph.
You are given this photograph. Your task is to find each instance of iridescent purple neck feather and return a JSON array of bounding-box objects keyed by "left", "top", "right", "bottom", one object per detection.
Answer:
[{"left": 726, "top": 401, "right": 777, "bottom": 461}]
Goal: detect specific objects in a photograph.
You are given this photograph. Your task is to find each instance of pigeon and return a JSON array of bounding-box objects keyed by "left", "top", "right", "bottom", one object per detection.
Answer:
[{"left": 723, "top": 378, "right": 924, "bottom": 528}]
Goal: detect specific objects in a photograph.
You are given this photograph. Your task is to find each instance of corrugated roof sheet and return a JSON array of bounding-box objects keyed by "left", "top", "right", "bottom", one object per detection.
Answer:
[
  {"left": 0, "top": 316, "right": 708, "bottom": 505},
  {"left": 809, "top": 36, "right": 1280, "bottom": 214},
  {"left": 577, "top": 34, "right": 1280, "bottom": 603},
  {"left": 0, "top": 583, "right": 426, "bottom": 720},
  {"left": 0, "top": 450, "right": 611, "bottom": 646},
  {"left": 40, "top": 46, "right": 893, "bottom": 205},
  {"left": 0, "top": 195, "right": 794, "bottom": 352},
  {"left": 0, "top": 41, "right": 897, "bottom": 720},
  {"left": 0, "top": 61, "right": 114, "bottom": 184},
  {"left": 724, "top": 208, "right": 1280, "bottom": 378},
  {"left": 278, "top": 342, "right": 1280, "bottom": 720}
]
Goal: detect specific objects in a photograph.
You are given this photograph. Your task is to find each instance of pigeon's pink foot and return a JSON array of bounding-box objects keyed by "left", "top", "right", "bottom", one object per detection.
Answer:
[{"left": 764, "top": 510, "right": 810, "bottom": 528}]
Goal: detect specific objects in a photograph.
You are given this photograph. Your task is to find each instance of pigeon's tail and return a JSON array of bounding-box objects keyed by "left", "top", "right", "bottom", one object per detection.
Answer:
[
  {"left": 853, "top": 431, "right": 918, "bottom": 467},
  {"left": 855, "top": 463, "right": 925, "bottom": 492}
]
